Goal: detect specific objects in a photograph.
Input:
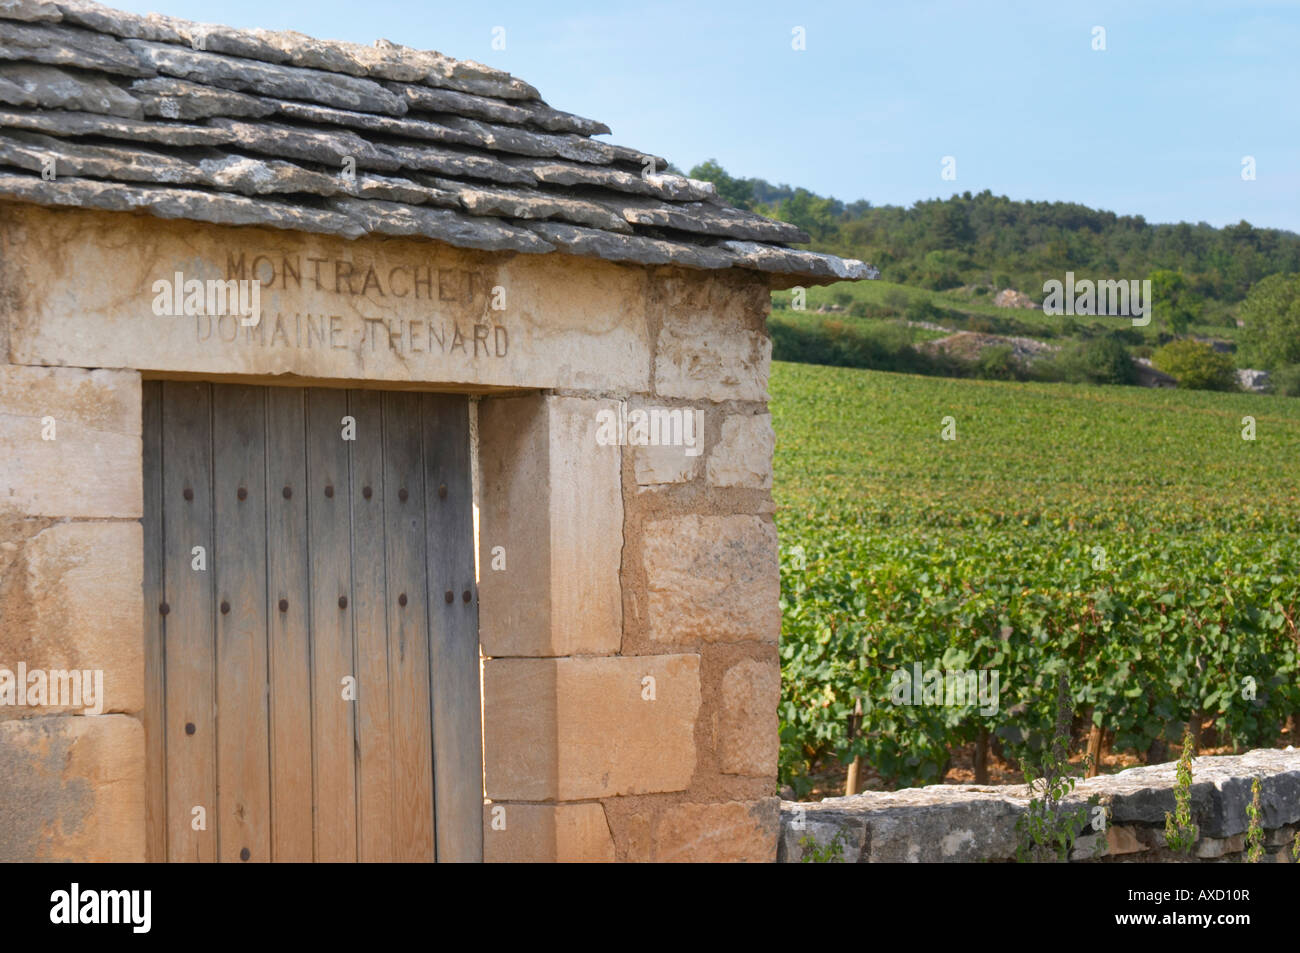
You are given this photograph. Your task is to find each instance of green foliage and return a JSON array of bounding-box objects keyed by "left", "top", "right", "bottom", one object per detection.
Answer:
[
  {"left": 767, "top": 314, "right": 958, "bottom": 378},
  {"left": 772, "top": 362, "right": 1300, "bottom": 794},
  {"left": 1245, "top": 777, "right": 1265, "bottom": 863},
  {"left": 687, "top": 159, "right": 754, "bottom": 209},
  {"left": 905, "top": 296, "right": 946, "bottom": 324},
  {"left": 762, "top": 188, "right": 840, "bottom": 243},
  {"left": 975, "top": 344, "right": 1018, "bottom": 381},
  {"left": 780, "top": 277, "right": 1243, "bottom": 347},
  {"left": 920, "top": 249, "right": 966, "bottom": 290},
  {"left": 1292, "top": 830, "right": 1299, "bottom": 863},
  {"left": 931, "top": 203, "right": 974, "bottom": 251},
  {"left": 1150, "top": 269, "right": 1201, "bottom": 337},
  {"left": 692, "top": 164, "right": 1300, "bottom": 313},
  {"left": 798, "top": 831, "right": 848, "bottom": 863},
  {"left": 1152, "top": 340, "right": 1238, "bottom": 391},
  {"left": 1015, "top": 675, "right": 1096, "bottom": 862},
  {"left": 1164, "top": 729, "right": 1199, "bottom": 854},
  {"left": 1239, "top": 273, "right": 1300, "bottom": 370},
  {"left": 1270, "top": 365, "right": 1300, "bottom": 397},
  {"left": 1050, "top": 335, "right": 1138, "bottom": 385}
]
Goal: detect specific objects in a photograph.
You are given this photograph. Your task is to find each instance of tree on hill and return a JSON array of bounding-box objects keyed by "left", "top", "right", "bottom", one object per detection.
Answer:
[
  {"left": 1238, "top": 272, "right": 1300, "bottom": 370},
  {"left": 931, "top": 201, "right": 973, "bottom": 250},
  {"left": 688, "top": 159, "right": 754, "bottom": 209},
  {"left": 1149, "top": 269, "right": 1200, "bottom": 336},
  {"left": 1054, "top": 335, "right": 1138, "bottom": 385},
  {"left": 762, "top": 188, "right": 838, "bottom": 243},
  {"left": 1152, "top": 340, "right": 1237, "bottom": 391}
]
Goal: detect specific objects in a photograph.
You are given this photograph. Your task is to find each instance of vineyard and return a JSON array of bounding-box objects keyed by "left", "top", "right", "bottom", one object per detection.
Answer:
[{"left": 772, "top": 361, "right": 1300, "bottom": 796}]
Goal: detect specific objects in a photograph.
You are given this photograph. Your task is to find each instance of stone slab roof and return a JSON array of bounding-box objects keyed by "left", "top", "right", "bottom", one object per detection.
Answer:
[{"left": 0, "top": 0, "right": 877, "bottom": 285}]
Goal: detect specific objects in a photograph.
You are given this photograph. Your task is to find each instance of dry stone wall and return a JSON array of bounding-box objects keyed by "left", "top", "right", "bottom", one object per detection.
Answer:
[{"left": 779, "top": 749, "right": 1300, "bottom": 864}]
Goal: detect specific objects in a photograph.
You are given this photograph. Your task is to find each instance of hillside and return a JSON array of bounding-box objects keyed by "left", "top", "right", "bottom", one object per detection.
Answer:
[
  {"left": 691, "top": 163, "right": 1300, "bottom": 392},
  {"left": 693, "top": 161, "right": 1300, "bottom": 318}
]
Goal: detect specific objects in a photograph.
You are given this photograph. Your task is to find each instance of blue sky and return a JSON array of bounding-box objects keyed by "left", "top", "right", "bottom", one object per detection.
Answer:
[{"left": 109, "top": 0, "right": 1299, "bottom": 231}]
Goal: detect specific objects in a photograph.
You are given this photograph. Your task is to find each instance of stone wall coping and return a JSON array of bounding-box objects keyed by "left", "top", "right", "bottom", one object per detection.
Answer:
[{"left": 779, "top": 748, "right": 1300, "bottom": 863}]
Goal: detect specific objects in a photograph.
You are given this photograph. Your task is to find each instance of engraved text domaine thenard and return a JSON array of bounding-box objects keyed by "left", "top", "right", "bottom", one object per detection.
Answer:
[{"left": 190, "top": 252, "right": 509, "bottom": 358}]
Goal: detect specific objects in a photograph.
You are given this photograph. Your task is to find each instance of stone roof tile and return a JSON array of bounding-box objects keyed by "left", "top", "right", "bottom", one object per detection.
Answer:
[{"left": 0, "top": 1, "right": 876, "bottom": 283}]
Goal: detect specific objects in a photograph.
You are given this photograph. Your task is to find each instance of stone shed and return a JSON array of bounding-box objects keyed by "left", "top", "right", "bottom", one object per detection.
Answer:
[{"left": 0, "top": 0, "right": 872, "bottom": 862}]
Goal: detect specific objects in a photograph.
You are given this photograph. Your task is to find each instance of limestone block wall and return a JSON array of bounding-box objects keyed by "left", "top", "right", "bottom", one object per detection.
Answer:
[
  {"left": 0, "top": 363, "right": 146, "bottom": 861},
  {"left": 478, "top": 269, "right": 781, "bottom": 862}
]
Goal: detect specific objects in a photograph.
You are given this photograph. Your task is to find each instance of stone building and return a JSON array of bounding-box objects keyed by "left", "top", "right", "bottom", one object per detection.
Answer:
[{"left": 0, "top": 0, "right": 872, "bottom": 862}]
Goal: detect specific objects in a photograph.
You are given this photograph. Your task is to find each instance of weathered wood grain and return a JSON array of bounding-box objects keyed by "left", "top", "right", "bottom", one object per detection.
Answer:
[
  {"left": 141, "top": 381, "right": 166, "bottom": 863},
  {"left": 265, "top": 387, "right": 314, "bottom": 861},
  {"left": 423, "top": 394, "right": 483, "bottom": 862},
  {"left": 347, "top": 389, "right": 394, "bottom": 862},
  {"left": 305, "top": 387, "right": 358, "bottom": 861},
  {"left": 211, "top": 384, "right": 272, "bottom": 863},
  {"left": 160, "top": 381, "right": 216, "bottom": 863},
  {"left": 383, "top": 390, "right": 436, "bottom": 861}
]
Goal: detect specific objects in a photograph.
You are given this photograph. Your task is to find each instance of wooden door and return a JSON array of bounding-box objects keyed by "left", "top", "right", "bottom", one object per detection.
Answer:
[{"left": 142, "top": 382, "right": 482, "bottom": 863}]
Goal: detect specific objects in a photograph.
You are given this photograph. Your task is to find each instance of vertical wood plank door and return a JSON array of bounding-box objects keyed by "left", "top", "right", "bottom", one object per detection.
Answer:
[{"left": 142, "top": 382, "right": 481, "bottom": 863}]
